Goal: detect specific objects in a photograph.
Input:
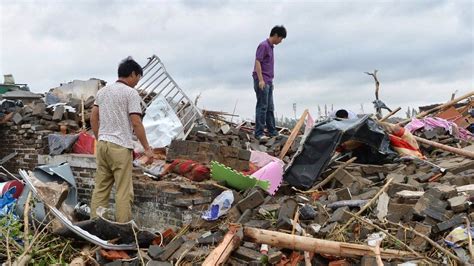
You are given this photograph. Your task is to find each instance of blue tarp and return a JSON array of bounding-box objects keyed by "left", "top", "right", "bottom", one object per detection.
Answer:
[{"left": 0, "top": 187, "right": 17, "bottom": 217}]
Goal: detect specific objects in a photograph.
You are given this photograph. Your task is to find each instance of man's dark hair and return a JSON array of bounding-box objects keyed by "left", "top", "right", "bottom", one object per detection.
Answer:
[
  {"left": 118, "top": 56, "right": 143, "bottom": 78},
  {"left": 270, "top": 25, "right": 287, "bottom": 38},
  {"left": 335, "top": 109, "right": 349, "bottom": 119}
]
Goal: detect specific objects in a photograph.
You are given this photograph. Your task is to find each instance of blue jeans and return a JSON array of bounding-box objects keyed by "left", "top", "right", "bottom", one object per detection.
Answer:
[{"left": 254, "top": 79, "right": 277, "bottom": 137}]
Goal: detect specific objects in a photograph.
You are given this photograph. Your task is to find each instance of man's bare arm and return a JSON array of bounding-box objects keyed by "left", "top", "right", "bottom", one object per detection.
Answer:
[
  {"left": 130, "top": 114, "right": 153, "bottom": 158},
  {"left": 91, "top": 106, "right": 100, "bottom": 139},
  {"left": 255, "top": 60, "right": 265, "bottom": 89}
]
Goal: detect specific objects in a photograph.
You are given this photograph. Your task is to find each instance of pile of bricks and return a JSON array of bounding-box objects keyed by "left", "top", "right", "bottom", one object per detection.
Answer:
[
  {"left": 0, "top": 94, "right": 96, "bottom": 170},
  {"left": 129, "top": 132, "right": 474, "bottom": 265},
  {"left": 2, "top": 87, "right": 473, "bottom": 265},
  {"left": 3, "top": 117, "right": 473, "bottom": 266},
  {"left": 166, "top": 140, "right": 251, "bottom": 171},
  {"left": 186, "top": 114, "right": 299, "bottom": 160},
  {"left": 45, "top": 107, "right": 474, "bottom": 264},
  {"left": 7, "top": 95, "right": 95, "bottom": 133}
]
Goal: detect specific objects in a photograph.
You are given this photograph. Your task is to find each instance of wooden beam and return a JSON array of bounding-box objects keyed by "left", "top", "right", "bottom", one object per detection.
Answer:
[
  {"left": 243, "top": 227, "right": 418, "bottom": 259},
  {"left": 414, "top": 136, "right": 474, "bottom": 159},
  {"left": 379, "top": 107, "right": 401, "bottom": 122},
  {"left": 279, "top": 109, "right": 309, "bottom": 159},
  {"left": 399, "top": 91, "right": 474, "bottom": 125},
  {"left": 202, "top": 224, "right": 242, "bottom": 266}
]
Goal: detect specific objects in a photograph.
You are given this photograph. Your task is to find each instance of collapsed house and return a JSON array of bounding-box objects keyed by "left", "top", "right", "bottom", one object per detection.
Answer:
[{"left": 0, "top": 56, "right": 474, "bottom": 265}]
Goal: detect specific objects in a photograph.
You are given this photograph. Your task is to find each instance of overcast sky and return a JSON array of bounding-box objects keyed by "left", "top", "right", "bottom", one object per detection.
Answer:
[{"left": 0, "top": 0, "right": 472, "bottom": 120}]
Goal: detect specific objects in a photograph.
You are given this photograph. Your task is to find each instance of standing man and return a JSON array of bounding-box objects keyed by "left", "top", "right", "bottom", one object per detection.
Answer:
[
  {"left": 253, "top": 25, "right": 287, "bottom": 141},
  {"left": 90, "top": 57, "right": 154, "bottom": 223}
]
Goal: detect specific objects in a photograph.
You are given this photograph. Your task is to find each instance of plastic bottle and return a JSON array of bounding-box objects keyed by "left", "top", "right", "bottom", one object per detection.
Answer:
[{"left": 260, "top": 244, "right": 269, "bottom": 265}]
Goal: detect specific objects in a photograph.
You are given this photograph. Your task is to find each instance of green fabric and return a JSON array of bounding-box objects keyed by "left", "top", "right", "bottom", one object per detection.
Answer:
[{"left": 210, "top": 161, "right": 269, "bottom": 191}]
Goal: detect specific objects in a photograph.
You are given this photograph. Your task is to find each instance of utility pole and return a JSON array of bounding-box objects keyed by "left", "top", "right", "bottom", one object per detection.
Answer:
[
  {"left": 293, "top": 103, "right": 297, "bottom": 121},
  {"left": 230, "top": 99, "right": 238, "bottom": 124}
]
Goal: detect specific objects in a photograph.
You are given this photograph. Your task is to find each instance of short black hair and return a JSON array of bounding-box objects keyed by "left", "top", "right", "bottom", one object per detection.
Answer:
[
  {"left": 335, "top": 109, "right": 349, "bottom": 119},
  {"left": 118, "top": 56, "right": 143, "bottom": 78},
  {"left": 270, "top": 25, "right": 287, "bottom": 38}
]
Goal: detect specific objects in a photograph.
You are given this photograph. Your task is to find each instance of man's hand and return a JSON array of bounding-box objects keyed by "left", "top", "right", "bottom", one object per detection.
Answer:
[
  {"left": 143, "top": 147, "right": 154, "bottom": 164},
  {"left": 130, "top": 113, "right": 154, "bottom": 164},
  {"left": 144, "top": 147, "right": 154, "bottom": 158},
  {"left": 255, "top": 60, "right": 265, "bottom": 90}
]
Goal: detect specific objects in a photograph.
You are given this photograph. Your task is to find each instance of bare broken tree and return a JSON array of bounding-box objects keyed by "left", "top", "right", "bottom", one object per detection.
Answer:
[
  {"left": 194, "top": 92, "right": 202, "bottom": 106},
  {"left": 365, "top": 70, "right": 380, "bottom": 100},
  {"left": 365, "top": 70, "right": 392, "bottom": 119}
]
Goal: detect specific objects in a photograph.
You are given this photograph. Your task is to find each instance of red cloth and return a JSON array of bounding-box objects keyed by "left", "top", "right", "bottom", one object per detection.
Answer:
[
  {"left": 241, "top": 162, "right": 258, "bottom": 176},
  {"left": 72, "top": 132, "right": 96, "bottom": 154},
  {"left": 169, "top": 159, "right": 210, "bottom": 182},
  {"left": 389, "top": 128, "right": 424, "bottom": 158}
]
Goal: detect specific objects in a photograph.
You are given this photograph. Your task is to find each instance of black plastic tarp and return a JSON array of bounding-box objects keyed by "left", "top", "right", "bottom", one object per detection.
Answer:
[{"left": 284, "top": 115, "right": 397, "bottom": 189}]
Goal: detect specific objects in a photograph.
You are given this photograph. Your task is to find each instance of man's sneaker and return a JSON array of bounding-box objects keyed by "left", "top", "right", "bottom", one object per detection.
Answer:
[
  {"left": 257, "top": 135, "right": 270, "bottom": 142},
  {"left": 269, "top": 132, "right": 280, "bottom": 138}
]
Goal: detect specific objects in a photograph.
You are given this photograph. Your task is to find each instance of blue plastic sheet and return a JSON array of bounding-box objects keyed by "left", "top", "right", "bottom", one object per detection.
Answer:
[{"left": 0, "top": 187, "right": 17, "bottom": 217}]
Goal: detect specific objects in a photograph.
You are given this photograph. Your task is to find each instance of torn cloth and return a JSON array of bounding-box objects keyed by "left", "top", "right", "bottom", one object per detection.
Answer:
[
  {"left": 389, "top": 127, "right": 424, "bottom": 159},
  {"left": 405, "top": 117, "right": 473, "bottom": 141},
  {"left": 168, "top": 159, "right": 210, "bottom": 182}
]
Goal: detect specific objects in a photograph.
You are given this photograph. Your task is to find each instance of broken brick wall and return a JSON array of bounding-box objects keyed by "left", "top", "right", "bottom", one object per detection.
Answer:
[
  {"left": 38, "top": 154, "right": 222, "bottom": 231},
  {"left": 0, "top": 125, "right": 226, "bottom": 231},
  {"left": 0, "top": 123, "right": 50, "bottom": 172},
  {"left": 167, "top": 140, "right": 251, "bottom": 171}
]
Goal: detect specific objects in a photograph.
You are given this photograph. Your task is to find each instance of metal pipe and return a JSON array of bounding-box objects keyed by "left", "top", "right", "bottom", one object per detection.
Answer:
[
  {"left": 163, "top": 85, "right": 177, "bottom": 98},
  {"left": 142, "top": 72, "right": 166, "bottom": 99},
  {"left": 137, "top": 66, "right": 162, "bottom": 91}
]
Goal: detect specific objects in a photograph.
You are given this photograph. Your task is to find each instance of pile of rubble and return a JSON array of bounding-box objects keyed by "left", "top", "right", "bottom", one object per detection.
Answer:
[
  {"left": 83, "top": 92, "right": 474, "bottom": 265},
  {"left": 7, "top": 95, "right": 94, "bottom": 132},
  {"left": 0, "top": 79, "right": 102, "bottom": 160},
  {"left": 1, "top": 63, "right": 473, "bottom": 265},
  {"left": 5, "top": 79, "right": 103, "bottom": 132},
  {"left": 131, "top": 99, "right": 474, "bottom": 265}
]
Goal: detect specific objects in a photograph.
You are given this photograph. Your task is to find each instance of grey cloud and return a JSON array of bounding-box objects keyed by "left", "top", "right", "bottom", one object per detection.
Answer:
[{"left": 0, "top": 0, "right": 471, "bottom": 120}]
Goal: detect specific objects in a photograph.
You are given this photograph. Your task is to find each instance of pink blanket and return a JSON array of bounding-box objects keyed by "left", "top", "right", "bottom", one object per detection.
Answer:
[{"left": 405, "top": 117, "right": 473, "bottom": 141}]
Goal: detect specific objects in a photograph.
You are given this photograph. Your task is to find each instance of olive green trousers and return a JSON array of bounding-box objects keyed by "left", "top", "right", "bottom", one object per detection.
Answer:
[{"left": 90, "top": 141, "right": 133, "bottom": 223}]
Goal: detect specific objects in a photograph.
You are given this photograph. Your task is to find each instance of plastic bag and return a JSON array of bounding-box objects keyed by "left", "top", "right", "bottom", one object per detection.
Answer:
[
  {"left": 72, "top": 132, "right": 96, "bottom": 154},
  {"left": 367, "top": 232, "right": 386, "bottom": 247},
  {"left": 143, "top": 95, "right": 185, "bottom": 148},
  {"left": 201, "top": 190, "right": 234, "bottom": 221},
  {"left": 444, "top": 226, "right": 474, "bottom": 248},
  {"left": 133, "top": 158, "right": 166, "bottom": 179}
]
